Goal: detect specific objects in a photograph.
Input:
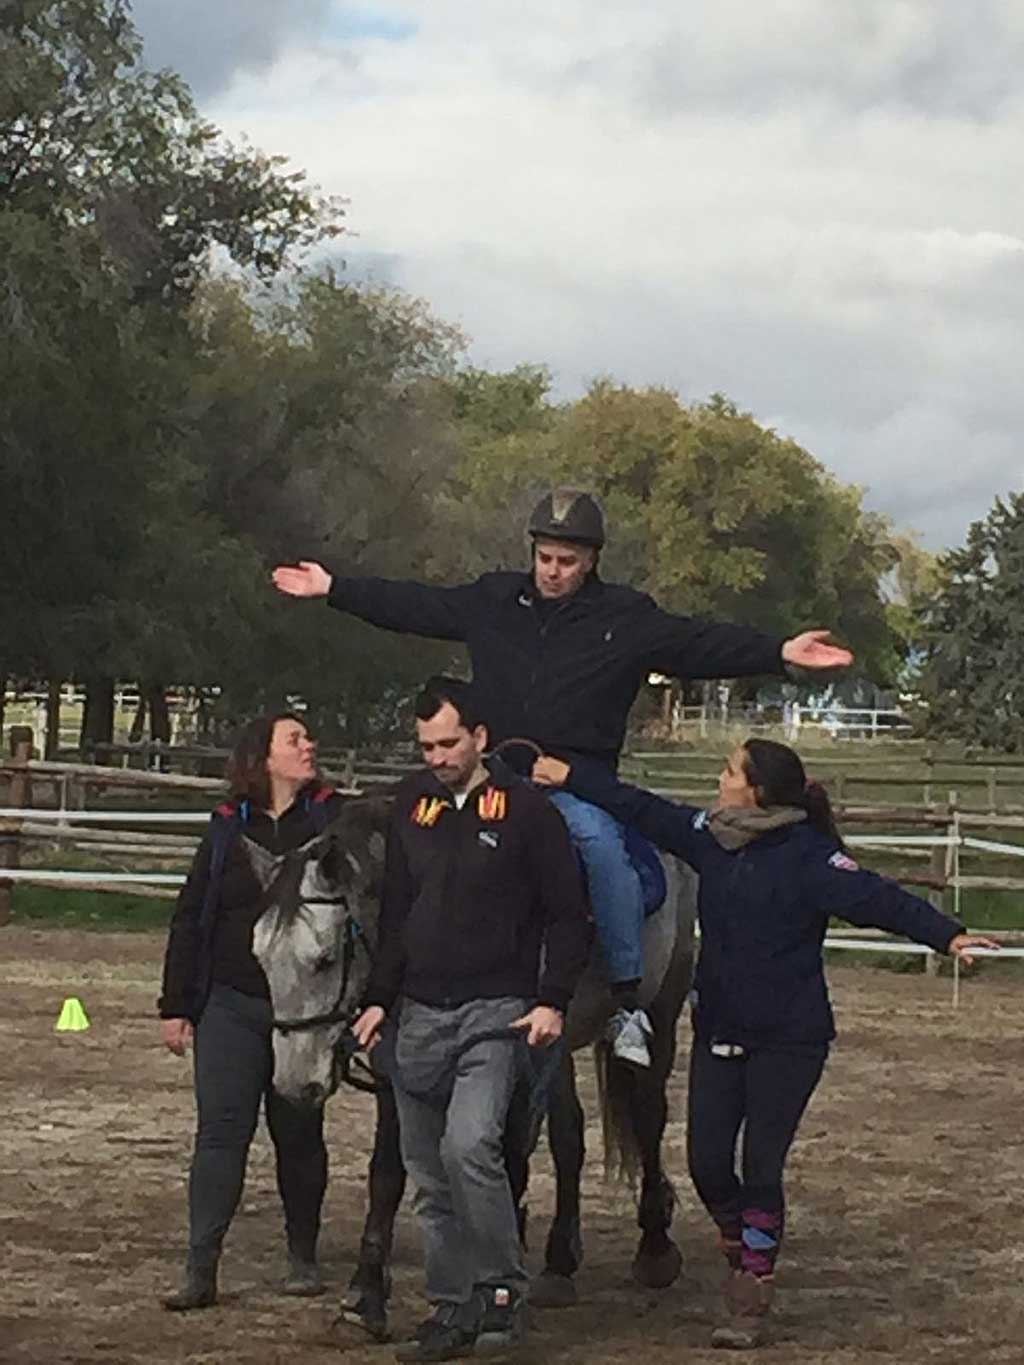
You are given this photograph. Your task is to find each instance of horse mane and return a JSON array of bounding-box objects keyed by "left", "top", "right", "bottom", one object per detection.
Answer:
[{"left": 264, "top": 795, "right": 393, "bottom": 931}]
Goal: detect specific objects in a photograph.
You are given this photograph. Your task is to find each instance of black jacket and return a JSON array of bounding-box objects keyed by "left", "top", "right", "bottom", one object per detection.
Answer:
[
  {"left": 565, "top": 765, "right": 963, "bottom": 1048},
  {"left": 363, "top": 765, "right": 591, "bottom": 1014},
  {"left": 328, "top": 570, "right": 785, "bottom": 768},
  {"left": 158, "top": 788, "right": 344, "bottom": 1021}
]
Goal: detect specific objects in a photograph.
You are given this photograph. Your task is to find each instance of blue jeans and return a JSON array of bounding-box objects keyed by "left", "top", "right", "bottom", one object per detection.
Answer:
[{"left": 548, "top": 790, "right": 645, "bottom": 985}]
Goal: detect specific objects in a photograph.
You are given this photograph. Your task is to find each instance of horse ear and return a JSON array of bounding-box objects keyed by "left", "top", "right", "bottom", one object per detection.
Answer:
[{"left": 243, "top": 836, "right": 280, "bottom": 887}]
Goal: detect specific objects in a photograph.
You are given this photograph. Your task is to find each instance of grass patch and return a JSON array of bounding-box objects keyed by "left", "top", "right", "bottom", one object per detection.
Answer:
[{"left": 8, "top": 885, "right": 172, "bottom": 932}]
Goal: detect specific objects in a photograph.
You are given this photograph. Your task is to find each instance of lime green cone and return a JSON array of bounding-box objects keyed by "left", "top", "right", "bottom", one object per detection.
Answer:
[{"left": 55, "top": 997, "right": 90, "bottom": 1032}]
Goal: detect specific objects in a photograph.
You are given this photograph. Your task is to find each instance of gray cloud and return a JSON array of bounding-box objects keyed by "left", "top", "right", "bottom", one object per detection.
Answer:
[
  {"left": 149, "top": 0, "right": 1024, "bottom": 549},
  {"left": 131, "top": 0, "right": 334, "bottom": 98}
]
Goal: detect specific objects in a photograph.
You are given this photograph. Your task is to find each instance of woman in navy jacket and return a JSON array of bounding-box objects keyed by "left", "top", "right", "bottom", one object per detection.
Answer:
[
  {"left": 534, "top": 737, "right": 995, "bottom": 1349},
  {"left": 159, "top": 713, "right": 344, "bottom": 1312}
]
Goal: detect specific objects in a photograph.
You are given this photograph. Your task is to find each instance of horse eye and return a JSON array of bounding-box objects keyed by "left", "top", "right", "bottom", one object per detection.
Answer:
[{"left": 314, "top": 954, "right": 337, "bottom": 974}]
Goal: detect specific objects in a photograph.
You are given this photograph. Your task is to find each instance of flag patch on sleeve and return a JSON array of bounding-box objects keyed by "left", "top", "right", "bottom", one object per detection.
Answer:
[{"left": 828, "top": 851, "right": 859, "bottom": 872}]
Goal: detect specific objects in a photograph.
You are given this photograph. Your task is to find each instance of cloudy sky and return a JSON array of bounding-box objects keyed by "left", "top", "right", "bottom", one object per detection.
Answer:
[{"left": 132, "top": 0, "right": 1024, "bottom": 549}]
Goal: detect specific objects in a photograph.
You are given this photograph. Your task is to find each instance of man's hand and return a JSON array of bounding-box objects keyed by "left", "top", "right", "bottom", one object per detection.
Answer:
[
  {"left": 351, "top": 1005, "right": 386, "bottom": 1050},
  {"left": 781, "top": 629, "right": 853, "bottom": 671},
  {"left": 512, "top": 1005, "right": 564, "bottom": 1048},
  {"left": 272, "top": 560, "right": 333, "bottom": 599},
  {"left": 948, "top": 934, "right": 1000, "bottom": 966},
  {"left": 532, "top": 757, "right": 571, "bottom": 788},
  {"left": 160, "top": 1018, "right": 193, "bottom": 1057}
]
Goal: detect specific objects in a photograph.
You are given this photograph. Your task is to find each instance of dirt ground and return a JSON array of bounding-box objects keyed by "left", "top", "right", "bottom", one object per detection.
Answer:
[{"left": 2, "top": 929, "right": 1023, "bottom": 1365}]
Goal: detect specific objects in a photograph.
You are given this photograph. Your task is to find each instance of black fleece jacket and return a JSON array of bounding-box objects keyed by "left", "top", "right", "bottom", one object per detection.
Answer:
[
  {"left": 363, "top": 765, "right": 591, "bottom": 1014},
  {"left": 328, "top": 570, "right": 785, "bottom": 769}
]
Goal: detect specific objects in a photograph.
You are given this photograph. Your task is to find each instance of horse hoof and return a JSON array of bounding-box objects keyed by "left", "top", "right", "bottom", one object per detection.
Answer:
[
  {"left": 334, "top": 1308, "right": 390, "bottom": 1343},
  {"left": 334, "top": 1296, "right": 390, "bottom": 1343},
  {"left": 632, "top": 1241, "right": 682, "bottom": 1289},
  {"left": 531, "top": 1271, "right": 578, "bottom": 1309}
]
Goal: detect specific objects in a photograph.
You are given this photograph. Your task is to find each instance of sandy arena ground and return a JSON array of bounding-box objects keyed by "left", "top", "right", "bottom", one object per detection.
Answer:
[{"left": 2, "top": 928, "right": 1023, "bottom": 1364}]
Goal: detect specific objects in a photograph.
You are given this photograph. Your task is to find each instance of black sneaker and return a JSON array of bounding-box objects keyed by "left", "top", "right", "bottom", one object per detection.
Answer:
[
  {"left": 394, "top": 1302, "right": 479, "bottom": 1362},
  {"left": 474, "top": 1285, "right": 528, "bottom": 1354}
]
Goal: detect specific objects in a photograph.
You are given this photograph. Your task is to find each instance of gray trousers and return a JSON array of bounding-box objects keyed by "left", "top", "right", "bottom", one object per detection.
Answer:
[
  {"left": 188, "top": 985, "right": 327, "bottom": 1267},
  {"left": 393, "top": 996, "right": 529, "bottom": 1307}
]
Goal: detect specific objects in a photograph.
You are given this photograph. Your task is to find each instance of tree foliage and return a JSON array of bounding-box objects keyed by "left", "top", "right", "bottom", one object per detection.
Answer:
[{"left": 917, "top": 494, "right": 1024, "bottom": 750}]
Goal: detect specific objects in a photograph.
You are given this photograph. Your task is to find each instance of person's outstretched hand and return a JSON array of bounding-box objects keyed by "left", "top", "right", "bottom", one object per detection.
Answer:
[
  {"left": 782, "top": 630, "right": 853, "bottom": 671},
  {"left": 532, "top": 757, "right": 571, "bottom": 787},
  {"left": 272, "top": 560, "right": 332, "bottom": 598},
  {"left": 947, "top": 934, "right": 1000, "bottom": 966}
]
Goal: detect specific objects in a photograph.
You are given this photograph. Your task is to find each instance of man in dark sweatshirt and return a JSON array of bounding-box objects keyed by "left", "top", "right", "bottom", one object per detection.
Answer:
[
  {"left": 276, "top": 487, "right": 852, "bottom": 1068},
  {"left": 351, "top": 676, "right": 590, "bottom": 1362}
]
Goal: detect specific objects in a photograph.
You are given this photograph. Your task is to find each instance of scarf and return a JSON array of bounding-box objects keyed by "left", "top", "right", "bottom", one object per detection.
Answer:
[{"left": 707, "top": 804, "right": 807, "bottom": 851}]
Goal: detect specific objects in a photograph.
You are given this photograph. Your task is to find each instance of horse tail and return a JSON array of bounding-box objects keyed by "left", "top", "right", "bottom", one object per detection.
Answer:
[{"left": 594, "top": 1040, "right": 641, "bottom": 1185}]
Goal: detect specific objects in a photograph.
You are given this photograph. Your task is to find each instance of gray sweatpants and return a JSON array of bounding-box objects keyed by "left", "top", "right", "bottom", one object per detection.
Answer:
[{"left": 393, "top": 996, "right": 529, "bottom": 1307}]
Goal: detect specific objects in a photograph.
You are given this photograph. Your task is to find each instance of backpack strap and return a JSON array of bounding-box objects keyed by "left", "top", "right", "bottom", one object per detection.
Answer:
[{"left": 196, "top": 805, "right": 244, "bottom": 969}]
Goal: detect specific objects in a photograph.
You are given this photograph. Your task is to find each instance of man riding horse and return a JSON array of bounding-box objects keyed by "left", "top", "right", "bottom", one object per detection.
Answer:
[{"left": 274, "top": 489, "right": 852, "bottom": 1068}]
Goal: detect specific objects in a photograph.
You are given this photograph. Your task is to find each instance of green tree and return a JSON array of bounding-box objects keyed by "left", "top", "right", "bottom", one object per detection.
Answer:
[
  {"left": 0, "top": 0, "right": 343, "bottom": 746},
  {"left": 918, "top": 494, "right": 1024, "bottom": 750}
]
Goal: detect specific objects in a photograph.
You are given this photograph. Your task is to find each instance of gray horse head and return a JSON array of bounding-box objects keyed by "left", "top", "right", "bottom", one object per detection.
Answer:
[{"left": 248, "top": 798, "right": 390, "bottom": 1105}]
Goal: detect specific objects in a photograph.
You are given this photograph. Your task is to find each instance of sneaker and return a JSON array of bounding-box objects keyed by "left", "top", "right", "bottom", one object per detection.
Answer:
[
  {"left": 394, "top": 1302, "right": 479, "bottom": 1362},
  {"left": 474, "top": 1284, "right": 528, "bottom": 1354},
  {"left": 607, "top": 1007, "right": 653, "bottom": 1068}
]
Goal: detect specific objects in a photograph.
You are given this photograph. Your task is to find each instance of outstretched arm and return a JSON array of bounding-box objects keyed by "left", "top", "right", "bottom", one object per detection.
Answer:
[
  {"left": 643, "top": 604, "right": 852, "bottom": 679},
  {"left": 802, "top": 849, "right": 997, "bottom": 957},
  {"left": 273, "top": 559, "right": 478, "bottom": 642}
]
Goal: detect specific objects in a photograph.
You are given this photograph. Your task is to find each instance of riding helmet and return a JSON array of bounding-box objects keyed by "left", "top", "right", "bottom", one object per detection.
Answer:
[{"left": 527, "top": 487, "right": 606, "bottom": 548}]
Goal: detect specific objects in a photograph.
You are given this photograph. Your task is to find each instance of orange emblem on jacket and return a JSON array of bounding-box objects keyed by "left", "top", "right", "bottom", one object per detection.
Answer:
[
  {"left": 478, "top": 786, "right": 507, "bottom": 822},
  {"left": 412, "top": 796, "right": 450, "bottom": 828}
]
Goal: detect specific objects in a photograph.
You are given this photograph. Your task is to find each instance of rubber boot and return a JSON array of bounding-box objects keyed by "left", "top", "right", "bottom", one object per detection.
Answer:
[
  {"left": 711, "top": 1270, "right": 774, "bottom": 1349},
  {"left": 162, "top": 1256, "right": 218, "bottom": 1312}
]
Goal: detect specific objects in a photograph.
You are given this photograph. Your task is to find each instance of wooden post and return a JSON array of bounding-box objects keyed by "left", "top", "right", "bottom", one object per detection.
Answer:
[
  {"left": 0, "top": 727, "right": 34, "bottom": 926},
  {"left": 924, "top": 801, "right": 949, "bottom": 977},
  {"left": 987, "top": 767, "right": 997, "bottom": 813}
]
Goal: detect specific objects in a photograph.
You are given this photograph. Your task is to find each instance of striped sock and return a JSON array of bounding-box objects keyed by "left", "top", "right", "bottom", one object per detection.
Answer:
[{"left": 740, "top": 1207, "right": 783, "bottom": 1278}]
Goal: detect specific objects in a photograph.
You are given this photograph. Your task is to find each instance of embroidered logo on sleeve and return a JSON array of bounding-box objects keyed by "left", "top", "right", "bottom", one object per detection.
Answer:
[
  {"left": 828, "top": 851, "right": 860, "bottom": 872},
  {"left": 693, "top": 809, "right": 710, "bottom": 830}
]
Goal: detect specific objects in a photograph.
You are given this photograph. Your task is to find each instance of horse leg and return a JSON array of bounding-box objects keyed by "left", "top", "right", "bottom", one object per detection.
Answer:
[
  {"left": 339, "top": 1084, "right": 405, "bottom": 1341},
  {"left": 503, "top": 1076, "right": 534, "bottom": 1248},
  {"left": 532, "top": 1053, "right": 584, "bottom": 1308},
  {"left": 630, "top": 1017, "right": 682, "bottom": 1289}
]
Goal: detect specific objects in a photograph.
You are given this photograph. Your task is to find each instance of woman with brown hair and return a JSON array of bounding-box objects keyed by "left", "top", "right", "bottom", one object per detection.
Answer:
[
  {"left": 158, "top": 713, "right": 344, "bottom": 1311},
  {"left": 534, "top": 737, "right": 996, "bottom": 1350}
]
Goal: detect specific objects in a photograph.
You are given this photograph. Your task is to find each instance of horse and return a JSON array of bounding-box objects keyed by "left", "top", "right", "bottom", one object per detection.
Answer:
[{"left": 247, "top": 794, "right": 697, "bottom": 1340}]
